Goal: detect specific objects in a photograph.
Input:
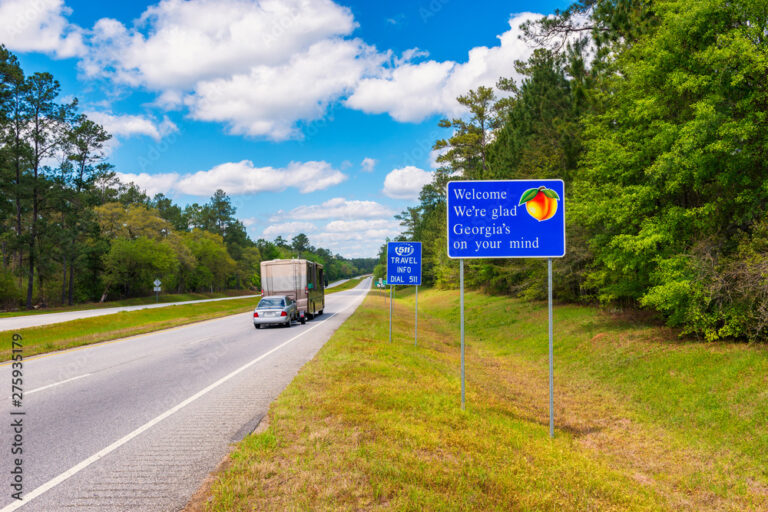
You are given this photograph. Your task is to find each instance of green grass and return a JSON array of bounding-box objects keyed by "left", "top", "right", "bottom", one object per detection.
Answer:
[
  {"left": 0, "top": 289, "right": 257, "bottom": 318},
  {"left": 201, "top": 287, "right": 768, "bottom": 511},
  {"left": 0, "top": 280, "right": 366, "bottom": 362}
]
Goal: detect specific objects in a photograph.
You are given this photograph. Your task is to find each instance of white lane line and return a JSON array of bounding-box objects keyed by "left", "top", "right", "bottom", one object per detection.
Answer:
[
  {"left": 4, "top": 374, "right": 92, "bottom": 400},
  {"left": 26, "top": 374, "right": 92, "bottom": 396},
  {"left": 0, "top": 284, "right": 368, "bottom": 512}
]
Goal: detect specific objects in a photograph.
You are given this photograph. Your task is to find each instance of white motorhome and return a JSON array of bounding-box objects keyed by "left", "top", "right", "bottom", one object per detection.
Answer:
[{"left": 260, "top": 259, "right": 325, "bottom": 324}]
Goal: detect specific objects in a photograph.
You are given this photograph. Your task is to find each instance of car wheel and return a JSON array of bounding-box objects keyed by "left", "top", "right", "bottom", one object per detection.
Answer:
[
  {"left": 254, "top": 324, "right": 260, "bottom": 329},
  {"left": 300, "top": 316, "right": 306, "bottom": 324},
  {"left": 318, "top": 309, "right": 323, "bottom": 316}
]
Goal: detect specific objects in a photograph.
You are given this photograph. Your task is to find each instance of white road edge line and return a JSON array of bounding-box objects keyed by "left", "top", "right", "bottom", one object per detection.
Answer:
[
  {"left": 0, "top": 281, "right": 369, "bottom": 512},
  {"left": 26, "top": 374, "right": 92, "bottom": 396}
]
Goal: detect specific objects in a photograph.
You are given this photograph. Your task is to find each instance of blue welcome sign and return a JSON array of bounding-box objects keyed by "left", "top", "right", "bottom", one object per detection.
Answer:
[
  {"left": 446, "top": 179, "right": 566, "bottom": 259},
  {"left": 387, "top": 242, "right": 422, "bottom": 285}
]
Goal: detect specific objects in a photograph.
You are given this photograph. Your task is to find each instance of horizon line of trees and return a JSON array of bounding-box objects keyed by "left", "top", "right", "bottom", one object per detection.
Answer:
[
  {"left": 0, "top": 45, "right": 374, "bottom": 310},
  {"left": 380, "top": 0, "right": 768, "bottom": 342}
]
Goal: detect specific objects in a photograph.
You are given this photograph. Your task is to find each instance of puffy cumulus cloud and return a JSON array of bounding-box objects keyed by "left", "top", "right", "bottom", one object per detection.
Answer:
[
  {"left": 382, "top": 166, "right": 433, "bottom": 200},
  {"left": 85, "top": 111, "right": 178, "bottom": 141},
  {"left": 261, "top": 198, "right": 401, "bottom": 258},
  {"left": 186, "top": 38, "right": 384, "bottom": 140},
  {"left": 360, "top": 157, "right": 376, "bottom": 172},
  {"left": 261, "top": 221, "right": 317, "bottom": 238},
  {"left": 115, "top": 171, "right": 181, "bottom": 197},
  {"left": 176, "top": 160, "right": 346, "bottom": 195},
  {"left": 116, "top": 160, "right": 345, "bottom": 197},
  {"left": 77, "top": 0, "right": 381, "bottom": 140},
  {"left": 271, "top": 197, "right": 394, "bottom": 221},
  {"left": 312, "top": 222, "right": 401, "bottom": 258},
  {"left": 81, "top": 0, "right": 356, "bottom": 89},
  {"left": 346, "top": 12, "right": 542, "bottom": 122},
  {"left": 0, "top": 0, "right": 85, "bottom": 58}
]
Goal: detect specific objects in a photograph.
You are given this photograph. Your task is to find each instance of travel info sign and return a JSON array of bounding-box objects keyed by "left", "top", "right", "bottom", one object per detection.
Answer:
[
  {"left": 447, "top": 180, "right": 566, "bottom": 259},
  {"left": 387, "top": 242, "right": 422, "bottom": 285}
]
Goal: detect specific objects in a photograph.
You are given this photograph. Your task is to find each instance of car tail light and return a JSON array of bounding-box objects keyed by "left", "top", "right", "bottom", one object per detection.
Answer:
[
  {"left": 280, "top": 311, "right": 287, "bottom": 317},
  {"left": 253, "top": 312, "right": 259, "bottom": 318},
  {"left": 305, "top": 286, "right": 308, "bottom": 294}
]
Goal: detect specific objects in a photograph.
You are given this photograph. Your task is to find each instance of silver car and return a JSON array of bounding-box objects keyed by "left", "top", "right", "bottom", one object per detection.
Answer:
[{"left": 253, "top": 295, "right": 297, "bottom": 328}]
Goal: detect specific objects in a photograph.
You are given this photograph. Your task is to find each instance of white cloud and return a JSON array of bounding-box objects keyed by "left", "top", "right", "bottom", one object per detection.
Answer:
[
  {"left": 266, "top": 197, "right": 399, "bottom": 256},
  {"left": 360, "top": 157, "right": 376, "bottom": 172},
  {"left": 186, "top": 38, "right": 383, "bottom": 140},
  {"left": 262, "top": 221, "right": 317, "bottom": 238},
  {"left": 82, "top": 0, "right": 357, "bottom": 89},
  {"left": 76, "top": 0, "right": 381, "bottom": 140},
  {"left": 271, "top": 197, "right": 394, "bottom": 221},
  {"left": 3, "top": 1, "right": 551, "bottom": 142},
  {"left": 429, "top": 148, "right": 447, "bottom": 169},
  {"left": 346, "top": 12, "right": 542, "bottom": 122},
  {"left": 85, "top": 111, "right": 178, "bottom": 141},
  {"left": 0, "top": 0, "right": 85, "bottom": 58},
  {"left": 260, "top": 201, "right": 401, "bottom": 257},
  {"left": 382, "top": 166, "right": 433, "bottom": 200},
  {"left": 312, "top": 222, "right": 401, "bottom": 258},
  {"left": 116, "top": 160, "right": 346, "bottom": 197},
  {"left": 115, "top": 171, "right": 181, "bottom": 197}
]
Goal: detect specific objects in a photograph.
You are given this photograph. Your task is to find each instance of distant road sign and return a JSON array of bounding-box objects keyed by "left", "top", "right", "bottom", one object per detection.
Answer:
[
  {"left": 153, "top": 286, "right": 161, "bottom": 292},
  {"left": 446, "top": 180, "right": 565, "bottom": 259},
  {"left": 153, "top": 279, "right": 162, "bottom": 287},
  {"left": 387, "top": 242, "right": 422, "bottom": 285}
]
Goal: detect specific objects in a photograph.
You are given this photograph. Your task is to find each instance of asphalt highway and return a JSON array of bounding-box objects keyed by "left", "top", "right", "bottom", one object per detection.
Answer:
[{"left": 0, "top": 277, "right": 371, "bottom": 511}]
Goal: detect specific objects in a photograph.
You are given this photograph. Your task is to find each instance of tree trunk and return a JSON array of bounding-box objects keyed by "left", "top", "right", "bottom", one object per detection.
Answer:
[
  {"left": 15, "top": 139, "right": 22, "bottom": 288},
  {"left": 26, "top": 244, "right": 34, "bottom": 308},
  {"left": 25, "top": 173, "right": 37, "bottom": 308},
  {"left": 99, "top": 286, "right": 109, "bottom": 303}
]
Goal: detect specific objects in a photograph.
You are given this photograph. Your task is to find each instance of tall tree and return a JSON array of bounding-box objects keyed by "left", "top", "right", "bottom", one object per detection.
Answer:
[
  {"left": 61, "top": 115, "right": 111, "bottom": 304},
  {"left": 433, "top": 86, "right": 498, "bottom": 181},
  {"left": 23, "top": 72, "right": 76, "bottom": 307}
]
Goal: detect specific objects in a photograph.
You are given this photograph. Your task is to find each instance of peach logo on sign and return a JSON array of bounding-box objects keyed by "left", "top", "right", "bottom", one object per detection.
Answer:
[{"left": 519, "top": 186, "right": 560, "bottom": 222}]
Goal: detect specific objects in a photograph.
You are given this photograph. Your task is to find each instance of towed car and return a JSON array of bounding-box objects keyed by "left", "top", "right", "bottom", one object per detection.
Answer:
[{"left": 253, "top": 295, "right": 297, "bottom": 328}]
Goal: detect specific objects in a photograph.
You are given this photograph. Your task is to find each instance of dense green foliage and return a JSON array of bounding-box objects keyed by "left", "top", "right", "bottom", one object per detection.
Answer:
[
  {"left": 0, "top": 47, "right": 374, "bottom": 310},
  {"left": 392, "top": 0, "right": 768, "bottom": 340}
]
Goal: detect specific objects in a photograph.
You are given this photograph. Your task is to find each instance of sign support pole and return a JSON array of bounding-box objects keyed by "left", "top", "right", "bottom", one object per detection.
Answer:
[
  {"left": 548, "top": 258, "right": 554, "bottom": 438},
  {"left": 389, "top": 285, "right": 393, "bottom": 344},
  {"left": 414, "top": 285, "right": 418, "bottom": 346},
  {"left": 460, "top": 258, "right": 465, "bottom": 411}
]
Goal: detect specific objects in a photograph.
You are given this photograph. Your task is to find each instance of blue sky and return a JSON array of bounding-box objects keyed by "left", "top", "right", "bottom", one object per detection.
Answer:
[{"left": 0, "top": 0, "right": 569, "bottom": 257}]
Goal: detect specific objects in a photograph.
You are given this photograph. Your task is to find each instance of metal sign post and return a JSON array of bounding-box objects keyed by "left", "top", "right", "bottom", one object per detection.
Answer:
[
  {"left": 153, "top": 279, "right": 162, "bottom": 303},
  {"left": 389, "top": 285, "right": 393, "bottom": 344},
  {"left": 386, "top": 242, "right": 422, "bottom": 345},
  {"left": 548, "top": 258, "right": 554, "bottom": 438},
  {"left": 446, "top": 179, "right": 565, "bottom": 437},
  {"left": 460, "top": 258, "right": 465, "bottom": 411},
  {"left": 415, "top": 285, "right": 418, "bottom": 346}
]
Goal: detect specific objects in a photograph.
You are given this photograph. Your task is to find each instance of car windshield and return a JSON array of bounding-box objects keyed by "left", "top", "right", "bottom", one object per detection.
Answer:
[{"left": 258, "top": 298, "right": 285, "bottom": 308}]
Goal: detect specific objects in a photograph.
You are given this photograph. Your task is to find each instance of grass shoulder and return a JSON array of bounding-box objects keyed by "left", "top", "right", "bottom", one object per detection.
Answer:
[{"left": 200, "top": 286, "right": 768, "bottom": 511}]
